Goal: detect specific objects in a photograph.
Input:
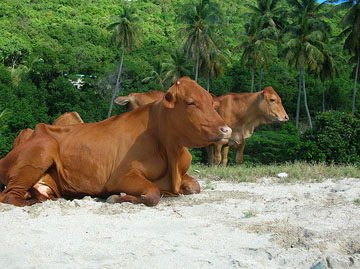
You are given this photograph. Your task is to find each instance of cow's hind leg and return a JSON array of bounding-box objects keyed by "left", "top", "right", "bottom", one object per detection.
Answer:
[
  {"left": 105, "top": 170, "right": 160, "bottom": 206},
  {"left": 235, "top": 140, "right": 246, "bottom": 165},
  {"left": 0, "top": 135, "right": 62, "bottom": 206}
]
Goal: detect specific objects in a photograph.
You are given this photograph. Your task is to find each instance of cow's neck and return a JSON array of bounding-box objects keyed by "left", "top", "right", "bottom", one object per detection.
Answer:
[
  {"left": 230, "top": 92, "right": 271, "bottom": 144},
  {"left": 155, "top": 103, "right": 188, "bottom": 194}
]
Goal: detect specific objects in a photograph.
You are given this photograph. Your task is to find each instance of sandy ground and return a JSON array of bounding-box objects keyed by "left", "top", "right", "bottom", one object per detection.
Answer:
[{"left": 0, "top": 175, "right": 360, "bottom": 269}]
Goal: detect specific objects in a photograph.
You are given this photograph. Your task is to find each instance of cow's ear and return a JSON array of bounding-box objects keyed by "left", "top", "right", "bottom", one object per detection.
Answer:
[
  {"left": 258, "top": 91, "right": 265, "bottom": 102},
  {"left": 163, "top": 92, "right": 175, "bottom": 109},
  {"left": 211, "top": 94, "right": 220, "bottom": 110}
]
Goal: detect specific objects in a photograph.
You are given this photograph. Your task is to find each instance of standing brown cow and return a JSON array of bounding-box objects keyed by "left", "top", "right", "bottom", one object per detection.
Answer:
[
  {"left": 207, "top": 87, "right": 289, "bottom": 166},
  {"left": 0, "top": 77, "right": 231, "bottom": 207}
]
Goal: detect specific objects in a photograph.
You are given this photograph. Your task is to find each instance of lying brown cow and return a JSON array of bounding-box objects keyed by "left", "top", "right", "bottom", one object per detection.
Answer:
[
  {"left": 13, "top": 112, "right": 84, "bottom": 148},
  {"left": 114, "top": 90, "right": 165, "bottom": 111},
  {"left": 207, "top": 87, "right": 289, "bottom": 166},
  {"left": 0, "top": 77, "right": 231, "bottom": 206}
]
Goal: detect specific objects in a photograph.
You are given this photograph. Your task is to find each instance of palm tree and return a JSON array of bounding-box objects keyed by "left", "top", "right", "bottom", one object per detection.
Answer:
[
  {"left": 246, "top": 0, "right": 285, "bottom": 91},
  {"left": 246, "top": 0, "right": 286, "bottom": 32},
  {"left": 200, "top": 48, "right": 228, "bottom": 91},
  {"left": 318, "top": 46, "right": 338, "bottom": 112},
  {"left": 238, "top": 16, "right": 273, "bottom": 92},
  {"left": 331, "top": 0, "right": 360, "bottom": 114},
  {"left": 282, "top": 0, "right": 329, "bottom": 128},
  {"left": 177, "top": 0, "right": 224, "bottom": 82},
  {"left": 142, "top": 60, "right": 166, "bottom": 90},
  {"left": 107, "top": 5, "right": 141, "bottom": 118},
  {"left": 162, "top": 49, "right": 192, "bottom": 88}
]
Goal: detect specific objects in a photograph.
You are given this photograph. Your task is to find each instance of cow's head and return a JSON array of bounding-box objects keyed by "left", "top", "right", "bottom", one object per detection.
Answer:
[
  {"left": 162, "top": 77, "right": 231, "bottom": 148},
  {"left": 258, "top": 87, "right": 289, "bottom": 122}
]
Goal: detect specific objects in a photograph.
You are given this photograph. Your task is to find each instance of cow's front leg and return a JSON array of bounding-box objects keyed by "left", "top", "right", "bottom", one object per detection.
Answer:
[
  {"left": 180, "top": 174, "right": 200, "bottom": 195},
  {"left": 221, "top": 145, "right": 230, "bottom": 167},
  {"left": 213, "top": 144, "right": 223, "bottom": 166},
  {"left": 205, "top": 145, "right": 215, "bottom": 166},
  {"left": 105, "top": 170, "right": 160, "bottom": 207}
]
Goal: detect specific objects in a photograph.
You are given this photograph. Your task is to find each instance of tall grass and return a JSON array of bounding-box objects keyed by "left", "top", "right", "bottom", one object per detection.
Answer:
[{"left": 189, "top": 162, "right": 360, "bottom": 183}]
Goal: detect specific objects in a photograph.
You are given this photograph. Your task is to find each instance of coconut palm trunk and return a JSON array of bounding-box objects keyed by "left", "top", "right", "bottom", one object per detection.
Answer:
[
  {"left": 301, "top": 65, "right": 313, "bottom": 129},
  {"left": 296, "top": 66, "right": 302, "bottom": 128},
  {"left": 352, "top": 54, "right": 359, "bottom": 115},
  {"left": 206, "top": 70, "right": 210, "bottom": 91},
  {"left": 251, "top": 64, "right": 255, "bottom": 92},
  {"left": 322, "top": 81, "right": 325, "bottom": 112},
  {"left": 258, "top": 67, "right": 263, "bottom": 91},
  {"left": 195, "top": 46, "right": 200, "bottom": 82},
  {"left": 108, "top": 41, "right": 125, "bottom": 118}
]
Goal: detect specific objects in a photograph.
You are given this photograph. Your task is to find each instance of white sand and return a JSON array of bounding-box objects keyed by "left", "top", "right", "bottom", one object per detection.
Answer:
[{"left": 0, "top": 176, "right": 360, "bottom": 268}]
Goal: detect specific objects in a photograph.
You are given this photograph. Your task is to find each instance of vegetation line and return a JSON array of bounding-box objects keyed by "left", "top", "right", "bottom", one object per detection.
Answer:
[{"left": 189, "top": 162, "right": 360, "bottom": 183}]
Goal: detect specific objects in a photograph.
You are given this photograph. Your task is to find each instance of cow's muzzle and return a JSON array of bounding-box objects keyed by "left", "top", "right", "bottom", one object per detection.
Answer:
[
  {"left": 274, "top": 114, "right": 289, "bottom": 122},
  {"left": 210, "top": 126, "right": 232, "bottom": 145}
]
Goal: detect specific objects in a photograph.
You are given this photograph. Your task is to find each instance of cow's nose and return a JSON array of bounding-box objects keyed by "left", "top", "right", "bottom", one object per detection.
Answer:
[
  {"left": 220, "top": 126, "right": 232, "bottom": 137},
  {"left": 284, "top": 115, "right": 289, "bottom": 121}
]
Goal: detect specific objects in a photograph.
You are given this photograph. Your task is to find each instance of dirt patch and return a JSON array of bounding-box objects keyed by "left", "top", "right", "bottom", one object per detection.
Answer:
[{"left": 0, "top": 177, "right": 360, "bottom": 268}]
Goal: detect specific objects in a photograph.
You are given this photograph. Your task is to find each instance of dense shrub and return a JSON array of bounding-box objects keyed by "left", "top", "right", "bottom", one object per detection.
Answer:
[
  {"left": 242, "top": 122, "right": 302, "bottom": 164},
  {"left": 300, "top": 111, "right": 360, "bottom": 164}
]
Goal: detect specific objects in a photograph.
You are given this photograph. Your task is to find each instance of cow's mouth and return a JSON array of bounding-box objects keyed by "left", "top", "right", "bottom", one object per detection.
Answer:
[
  {"left": 273, "top": 114, "right": 289, "bottom": 122},
  {"left": 210, "top": 136, "right": 230, "bottom": 145}
]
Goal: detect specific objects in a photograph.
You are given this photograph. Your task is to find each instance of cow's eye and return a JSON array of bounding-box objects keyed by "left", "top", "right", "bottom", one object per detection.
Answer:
[
  {"left": 186, "top": 101, "right": 196, "bottom": 106},
  {"left": 270, "top": 98, "right": 276, "bottom": 102}
]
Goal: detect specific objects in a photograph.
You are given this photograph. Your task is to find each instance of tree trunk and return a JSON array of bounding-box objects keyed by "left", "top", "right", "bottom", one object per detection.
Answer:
[
  {"left": 195, "top": 47, "right": 199, "bottom": 82},
  {"left": 251, "top": 65, "right": 254, "bottom": 92},
  {"left": 258, "top": 68, "right": 263, "bottom": 91},
  {"left": 11, "top": 56, "right": 16, "bottom": 71},
  {"left": 107, "top": 43, "right": 125, "bottom": 118},
  {"left": 295, "top": 66, "right": 302, "bottom": 128},
  {"left": 206, "top": 70, "right": 210, "bottom": 91},
  {"left": 352, "top": 53, "right": 359, "bottom": 115},
  {"left": 302, "top": 65, "right": 313, "bottom": 129},
  {"left": 322, "top": 80, "right": 325, "bottom": 112}
]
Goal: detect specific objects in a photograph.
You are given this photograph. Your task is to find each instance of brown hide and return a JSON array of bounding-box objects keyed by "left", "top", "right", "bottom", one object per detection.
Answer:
[
  {"left": 207, "top": 87, "right": 289, "bottom": 166},
  {"left": 13, "top": 112, "right": 84, "bottom": 149},
  {"left": 9, "top": 112, "right": 85, "bottom": 200},
  {"left": 52, "top": 111, "right": 84, "bottom": 125},
  {"left": 12, "top": 128, "right": 34, "bottom": 149},
  {"left": 114, "top": 91, "right": 165, "bottom": 111},
  {"left": 0, "top": 77, "right": 231, "bottom": 206}
]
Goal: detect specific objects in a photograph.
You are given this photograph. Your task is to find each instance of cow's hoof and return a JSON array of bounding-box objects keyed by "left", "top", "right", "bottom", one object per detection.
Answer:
[{"left": 106, "top": 194, "right": 122, "bottom": 203}]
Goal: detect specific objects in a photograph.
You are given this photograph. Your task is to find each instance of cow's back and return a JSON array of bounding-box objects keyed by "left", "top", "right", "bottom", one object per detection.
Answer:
[{"left": 217, "top": 93, "right": 255, "bottom": 128}]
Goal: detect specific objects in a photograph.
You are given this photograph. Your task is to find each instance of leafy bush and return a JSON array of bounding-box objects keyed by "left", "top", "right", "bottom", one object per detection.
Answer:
[
  {"left": 242, "top": 122, "right": 302, "bottom": 164},
  {"left": 300, "top": 111, "right": 360, "bottom": 164}
]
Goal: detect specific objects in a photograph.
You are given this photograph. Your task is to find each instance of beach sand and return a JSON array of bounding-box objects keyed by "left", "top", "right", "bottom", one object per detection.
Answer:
[{"left": 1, "top": 176, "right": 360, "bottom": 268}]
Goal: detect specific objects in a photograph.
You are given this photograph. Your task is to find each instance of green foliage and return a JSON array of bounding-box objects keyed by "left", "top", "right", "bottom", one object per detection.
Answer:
[
  {"left": 0, "top": 0, "right": 359, "bottom": 165},
  {"left": 301, "top": 111, "right": 360, "bottom": 164},
  {"left": 188, "top": 148, "right": 203, "bottom": 163},
  {"left": 0, "top": 109, "right": 11, "bottom": 130},
  {"left": 243, "top": 122, "right": 302, "bottom": 164}
]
